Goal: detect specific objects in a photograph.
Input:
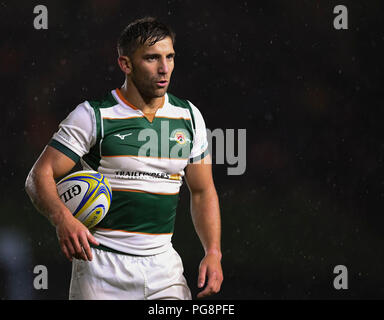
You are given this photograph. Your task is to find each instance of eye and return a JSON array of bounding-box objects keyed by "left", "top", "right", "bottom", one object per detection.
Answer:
[
  {"left": 167, "top": 54, "right": 175, "bottom": 60},
  {"left": 145, "top": 55, "right": 158, "bottom": 62}
]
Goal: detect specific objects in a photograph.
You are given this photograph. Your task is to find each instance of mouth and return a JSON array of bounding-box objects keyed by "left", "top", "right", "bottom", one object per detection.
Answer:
[{"left": 156, "top": 80, "right": 168, "bottom": 88}]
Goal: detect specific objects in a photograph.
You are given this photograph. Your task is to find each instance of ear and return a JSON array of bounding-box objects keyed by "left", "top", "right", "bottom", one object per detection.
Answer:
[{"left": 117, "top": 56, "right": 132, "bottom": 75}]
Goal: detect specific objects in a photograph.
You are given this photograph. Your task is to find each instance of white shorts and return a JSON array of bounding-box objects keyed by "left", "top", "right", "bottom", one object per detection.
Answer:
[{"left": 69, "top": 247, "right": 192, "bottom": 300}]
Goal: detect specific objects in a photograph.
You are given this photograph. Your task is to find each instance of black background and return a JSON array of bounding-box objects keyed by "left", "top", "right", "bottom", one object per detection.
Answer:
[{"left": 1, "top": 0, "right": 384, "bottom": 300}]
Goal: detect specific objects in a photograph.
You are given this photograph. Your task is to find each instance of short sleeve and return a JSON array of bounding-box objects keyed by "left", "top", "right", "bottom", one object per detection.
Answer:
[
  {"left": 188, "top": 101, "right": 209, "bottom": 163},
  {"left": 49, "top": 102, "right": 96, "bottom": 163}
]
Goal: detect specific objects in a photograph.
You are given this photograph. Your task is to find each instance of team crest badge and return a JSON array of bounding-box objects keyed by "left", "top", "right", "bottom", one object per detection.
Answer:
[{"left": 170, "top": 129, "right": 191, "bottom": 145}]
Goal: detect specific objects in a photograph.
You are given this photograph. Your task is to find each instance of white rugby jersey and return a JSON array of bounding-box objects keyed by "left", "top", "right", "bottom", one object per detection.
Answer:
[{"left": 50, "top": 89, "right": 209, "bottom": 256}]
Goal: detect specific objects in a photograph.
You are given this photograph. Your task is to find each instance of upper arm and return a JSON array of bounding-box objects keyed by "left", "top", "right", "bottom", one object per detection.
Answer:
[
  {"left": 185, "top": 154, "right": 215, "bottom": 194},
  {"left": 185, "top": 101, "right": 213, "bottom": 194},
  {"left": 31, "top": 145, "right": 77, "bottom": 180}
]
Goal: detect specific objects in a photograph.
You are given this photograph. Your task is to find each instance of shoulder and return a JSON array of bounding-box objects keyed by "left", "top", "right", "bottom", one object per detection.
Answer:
[
  {"left": 64, "top": 91, "right": 118, "bottom": 128},
  {"left": 167, "top": 92, "right": 205, "bottom": 124},
  {"left": 167, "top": 92, "right": 191, "bottom": 109},
  {"left": 86, "top": 91, "right": 118, "bottom": 111}
]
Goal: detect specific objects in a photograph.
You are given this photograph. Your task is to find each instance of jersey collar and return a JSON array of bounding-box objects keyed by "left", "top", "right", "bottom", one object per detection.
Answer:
[{"left": 113, "top": 88, "right": 167, "bottom": 114}]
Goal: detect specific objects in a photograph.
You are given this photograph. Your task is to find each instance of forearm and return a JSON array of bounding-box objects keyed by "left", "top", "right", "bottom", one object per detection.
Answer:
[
  {"left": 25, "top": 166, "right": 72, "bottom": 227},
  {"left": 190, "top": 187, "right": 222, "bottom": 258}
]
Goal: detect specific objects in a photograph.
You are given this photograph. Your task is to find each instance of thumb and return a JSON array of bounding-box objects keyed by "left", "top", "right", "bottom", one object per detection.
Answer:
[
  {"left": 86, "top": 230, "right": 99, "bottom": 246},
  {"left": 198, "top": 263, "right": 207, "bottom": 288}
]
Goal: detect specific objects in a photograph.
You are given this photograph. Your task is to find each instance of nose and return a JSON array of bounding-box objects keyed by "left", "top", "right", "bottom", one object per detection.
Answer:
[{"left": 158, "top": 57, "right": 169, "bottom": 74}]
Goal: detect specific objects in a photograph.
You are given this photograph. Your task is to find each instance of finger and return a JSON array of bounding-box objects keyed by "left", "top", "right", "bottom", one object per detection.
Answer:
[
  {"left": 62, "top": 241, "right": 75, "bottom": 262},
  {"left": 197, "top": 286, "right": 213, "bottom": 299},
  {"left": 80, "top": 232, "right": 93, "bottom": 261},
  {"left": 197, "top": 271, "right": 223, "bottom": 298},
  {"left": 202, "top": 271, "right": 217, "bottom": 297},
  {"left": 65, "top": 239, "right": 76, "bottom": 256},
  {"left": 60, "top": 242, "right": 72, "bottom": 262},
  {"left": 70, "top": 235, "right": 87, "bottom": 261},
  {"left": 206, "top": 270, "right": 217, "bottom": 289},
  {"left": 212, "top": 279, "right": 222, "bottom": 295},
  {"left": 86, "top": 230, "right": 99, "bottom": 246},
  {"left": 211, "top": 272, "right": 223, "bottom": 293},
  {"left": 198, "top": 264, "right": 207, "bottom": 289},
  {"left": 215, "top": 278, "right": 223, "bottom": 293},
  {"left": 198, "top": 282, "right": 220, "bottom": 298}
]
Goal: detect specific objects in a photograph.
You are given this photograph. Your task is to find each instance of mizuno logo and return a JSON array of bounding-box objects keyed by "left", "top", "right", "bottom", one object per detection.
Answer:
[{"left": 114, "top": 133, "right": 133, "bottom": 140}]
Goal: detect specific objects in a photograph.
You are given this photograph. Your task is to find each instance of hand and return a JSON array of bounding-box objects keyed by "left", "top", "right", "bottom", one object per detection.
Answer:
[
  {"left": 197, "top": 252, "right": 223, "bottom": 298},
  {"left": 55, "top": 212, "right": 99, "bottom": 262}
]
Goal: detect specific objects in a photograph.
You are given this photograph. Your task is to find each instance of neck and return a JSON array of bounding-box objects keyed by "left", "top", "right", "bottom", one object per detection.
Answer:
[{"left": 119, "top": 80, "right": 164, "bottom": 113}]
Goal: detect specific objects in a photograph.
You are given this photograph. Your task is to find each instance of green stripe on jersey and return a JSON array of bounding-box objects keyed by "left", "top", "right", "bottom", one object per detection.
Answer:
[
  {"left": 49, "top": 139, "right": 80, "bottom": 163},
  {"left": 82, "top": 92, "right": 196, "bottom": 165},
  {"left": 189, "top": 147, "right": 210, "bottom": 163},
  {"left": 97, "top": 190, "right": 179, "bottom": 234},
  {"left": 101, "top": 117, "right": 193, "bottom": 158},
  {"left": 82, "top": 93, "right": 117, "bottom": 169}
]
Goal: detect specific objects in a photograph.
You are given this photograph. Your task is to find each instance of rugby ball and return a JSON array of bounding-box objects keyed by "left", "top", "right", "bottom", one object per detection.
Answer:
[{"left": 56, "top": 170, "right": 112, "bottom": 229}]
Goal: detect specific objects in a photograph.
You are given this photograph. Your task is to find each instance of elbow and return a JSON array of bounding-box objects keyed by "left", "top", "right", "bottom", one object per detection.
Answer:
[
  {"left": 25, "top": 166, "right": 40, "bottom": 197},
  {"left": 25, "top": 169, "right": 34, "bottom": 196},
  {"left": 190, "top": 185, "right": 218, "bottom": 200}
]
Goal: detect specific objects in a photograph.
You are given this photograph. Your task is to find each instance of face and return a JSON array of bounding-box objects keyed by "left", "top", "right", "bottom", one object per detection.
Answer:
[{"left": 128, "top": 36, "right": 175, "bottom": 99}]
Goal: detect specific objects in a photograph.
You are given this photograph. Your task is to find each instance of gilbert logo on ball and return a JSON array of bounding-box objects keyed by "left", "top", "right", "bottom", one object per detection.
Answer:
[{"left": 56, "top": 170, "right": 112, "bottom": 229}]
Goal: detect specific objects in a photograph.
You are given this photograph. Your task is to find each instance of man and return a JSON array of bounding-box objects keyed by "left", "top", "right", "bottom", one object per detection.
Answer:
[{"left": 25, "top": 17, "right": 223, "bottom": 300}]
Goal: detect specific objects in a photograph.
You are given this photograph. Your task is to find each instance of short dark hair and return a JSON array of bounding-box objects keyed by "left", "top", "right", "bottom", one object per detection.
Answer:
[{"left": 117, "top": 17, "right": 175, "bottom": 57}]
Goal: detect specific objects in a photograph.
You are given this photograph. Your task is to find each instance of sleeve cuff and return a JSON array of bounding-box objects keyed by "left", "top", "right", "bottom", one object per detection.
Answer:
[
  {"left": 188, "top": 147, "right": 210, "bottom": 164},
  {"left": 48, "top": 139, "right": 81, "bottom": 163}
]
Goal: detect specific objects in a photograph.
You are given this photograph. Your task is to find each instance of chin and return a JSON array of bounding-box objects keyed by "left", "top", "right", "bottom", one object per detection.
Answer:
[{"left": 153, "top": 88, "right": 168, "bottom": 97}]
